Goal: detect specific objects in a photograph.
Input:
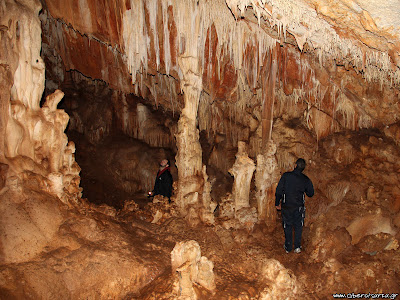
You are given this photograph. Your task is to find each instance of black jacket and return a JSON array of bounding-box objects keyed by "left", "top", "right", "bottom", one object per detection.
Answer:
[
  {"left": 153, "top": 167, "right": 173, "bottom": 198},
  {"left": 275, "top": 167, "right": 314, "bottom": 209}
]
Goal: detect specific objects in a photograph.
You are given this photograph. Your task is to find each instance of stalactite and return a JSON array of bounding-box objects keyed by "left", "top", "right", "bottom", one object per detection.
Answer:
[
  {"left": 122, "top": 0, "right": 147, "bottom": 84},
  {"left": 336, "top": 94, "right": 356, "bottom": 130},
  {"left": 226, "top": 0, "right": 400, "bottom": 87},
  {"left": 122, "top": 0, "right": 277, "bottom": 86}
]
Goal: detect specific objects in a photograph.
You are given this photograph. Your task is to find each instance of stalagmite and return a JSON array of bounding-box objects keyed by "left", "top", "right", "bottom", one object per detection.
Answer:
[
  {"left": 255, "top": 140, "right": 280, "bottom": 229},
  {"left": 199, "top": 165, "right": 217, "bottom": 225},
  {"left": 171, "top": 240, "right": 216, "bottom": 299},
  {"left": 346, "top": 211, "right": 397, "bottom": 245},
  {"left": 6, "top": 89, "right": 82, "bottom": 204},
  {"left": 229, "top": 141, "right": 255, "bottom": 211},
  {"left": 226, "top": 141, "right": 258, "bottom": 230}
]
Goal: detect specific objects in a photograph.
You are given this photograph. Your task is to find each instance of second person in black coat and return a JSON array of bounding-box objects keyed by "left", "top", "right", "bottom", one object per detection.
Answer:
[{"left": 150, "top": 159, "right": 173, "bottom": 201}]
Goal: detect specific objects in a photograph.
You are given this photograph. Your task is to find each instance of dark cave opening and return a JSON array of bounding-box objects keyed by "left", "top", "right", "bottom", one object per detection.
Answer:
[{"left": 45, "top": 71, "right": 178, "bottom": 208}]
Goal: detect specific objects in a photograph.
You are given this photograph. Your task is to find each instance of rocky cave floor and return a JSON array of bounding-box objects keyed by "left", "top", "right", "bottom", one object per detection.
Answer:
[
  {"left": 120, "top": 199, "right": 400, "bottom": 299},
  {"left": 1, "top": 129, "right": 400, "bottom": 299},
  {"left": 76, "top": 128, "right": 400, "bottom": 299}
]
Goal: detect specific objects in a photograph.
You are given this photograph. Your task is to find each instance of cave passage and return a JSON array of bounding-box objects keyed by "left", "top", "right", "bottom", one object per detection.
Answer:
[
  {"left": 54, "top": 72, "right": 178, "bottom": 208},
  {"left": 1, "top": 0, "right": 399, "bottom": 298}
]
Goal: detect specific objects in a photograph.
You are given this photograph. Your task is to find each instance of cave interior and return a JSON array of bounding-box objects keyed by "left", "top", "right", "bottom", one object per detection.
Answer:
[{"left": 1, "top": 0, "right": 400, "bottom": 298}]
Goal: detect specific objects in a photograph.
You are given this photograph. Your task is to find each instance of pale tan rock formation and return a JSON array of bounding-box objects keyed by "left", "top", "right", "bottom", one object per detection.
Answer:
[
  {"left": 199, "top": 165, "right": 217, "bottom": 225},
  {"left": 171, "top": 240, "right": 216, "bottom": 299},
  {"left": 166, "top": 2, "right": 215, "bottom": 225},
  {"left": 346, "top": 210, "right": 397, "bottom": 244},
  {"left": 229, "top": 141, "right": 256, "bottom": 211},
  {"left": 221, "top": 142, "right": 259, "bottom": 230},
  {"left": 1, "top": 0, "right": 81, "bottom": 205},
  {"left": 174, "top": 65, "right": 203, "bottom": 211},
  {"left": 258, "top": 259, "right": 302, "bottom": 299},
  {"left": 255, "top": 140, "right": 280, "bottom": 229}
]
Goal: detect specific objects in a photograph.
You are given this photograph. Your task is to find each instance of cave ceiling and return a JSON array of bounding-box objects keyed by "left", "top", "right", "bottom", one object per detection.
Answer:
[{"left": 40, "top": 0, "right": 400, "bottom": 141}]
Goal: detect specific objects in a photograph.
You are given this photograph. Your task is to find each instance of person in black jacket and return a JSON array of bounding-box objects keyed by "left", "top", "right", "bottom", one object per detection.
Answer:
[
  {"left": 275, "top": 158, "right": 314, "bottom": 254},
  {"left": 149, "top": 159, "right": 173, "bottom": 201}
]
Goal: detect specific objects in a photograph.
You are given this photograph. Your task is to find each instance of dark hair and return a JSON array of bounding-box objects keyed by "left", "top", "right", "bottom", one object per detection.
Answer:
[{"left": 295, "top": 158, "right": 306, "bottom": 171}]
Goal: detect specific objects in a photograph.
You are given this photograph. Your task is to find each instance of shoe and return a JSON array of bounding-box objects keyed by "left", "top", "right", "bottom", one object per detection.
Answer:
[
  {"left": 284, "top": 245, "right": 290, "bottom": 254},
  {"left": 294, "top": 247, "right": 301, "bottom": 254}
]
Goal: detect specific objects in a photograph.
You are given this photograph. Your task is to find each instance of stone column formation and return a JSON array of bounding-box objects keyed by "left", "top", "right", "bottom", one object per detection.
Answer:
[
  {"left": 174, "top": 3, "right": 214, "bottom": 225},
  {"left": 175, "top": 56, "right": 204, "bottom": 213},
  {"left": 229, "top": 141, "right": 256, "bottom": 211},
  {"left": 255, "top": 140, "right": 280, "bottom": 230}
]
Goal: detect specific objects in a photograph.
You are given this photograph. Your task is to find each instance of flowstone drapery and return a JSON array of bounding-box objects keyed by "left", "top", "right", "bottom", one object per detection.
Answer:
[{"left": 255, "top": 140, "right": 280, "bottom": 230}]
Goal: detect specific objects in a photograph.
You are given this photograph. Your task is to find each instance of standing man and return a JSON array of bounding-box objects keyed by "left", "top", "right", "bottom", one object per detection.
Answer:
[
  {"left": 149, "top": 159, "right": 173, "bottom": 201},
  {"left": 275, "top": 158, "right": 314, "bottom": 253}
]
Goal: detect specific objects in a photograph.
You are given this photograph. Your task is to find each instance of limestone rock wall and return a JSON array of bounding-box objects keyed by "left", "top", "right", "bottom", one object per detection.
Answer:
[{"left": 304, "top": 131, "right": 400, "bottom": 261}]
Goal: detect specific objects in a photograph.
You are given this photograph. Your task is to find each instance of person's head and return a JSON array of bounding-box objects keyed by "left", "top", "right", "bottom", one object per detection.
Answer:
[
  {"left": 295, "top": 158, "right": 306, "bottom": 172},
  {"left": 160, "top": 159, "right": 170, "bottom": 168}
]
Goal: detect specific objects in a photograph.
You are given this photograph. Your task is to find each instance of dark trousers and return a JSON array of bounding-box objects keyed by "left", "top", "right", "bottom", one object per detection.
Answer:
[{"left": 282, "top": 206, "right": 305, "bottom": 251}]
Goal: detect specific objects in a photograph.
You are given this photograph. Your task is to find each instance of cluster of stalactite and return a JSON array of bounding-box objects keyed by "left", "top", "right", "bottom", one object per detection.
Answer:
[{"left": 40, "top": 0, "right": 400, "bottom": 181}]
